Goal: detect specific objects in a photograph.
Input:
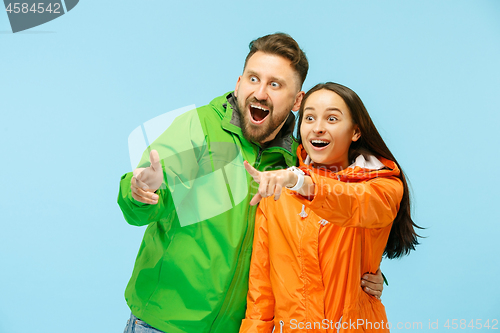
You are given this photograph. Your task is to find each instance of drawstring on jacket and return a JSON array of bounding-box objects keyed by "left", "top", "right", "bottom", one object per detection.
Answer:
[
  {"left": 298, "top": 205, "right": 308, "bottom": 218},
  {"left": 318, "top": 219, "right": 329, "bottom": 226}
]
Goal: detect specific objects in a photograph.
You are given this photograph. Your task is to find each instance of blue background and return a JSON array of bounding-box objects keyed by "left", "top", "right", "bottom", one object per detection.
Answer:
[{"left": 1, "top": 1, "right": 499, "bottom": 332}]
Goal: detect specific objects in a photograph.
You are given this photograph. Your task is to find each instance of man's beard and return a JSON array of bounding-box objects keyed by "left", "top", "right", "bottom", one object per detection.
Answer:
[{"left": 237, "top": 96, "right": 292, "bottom": 144}]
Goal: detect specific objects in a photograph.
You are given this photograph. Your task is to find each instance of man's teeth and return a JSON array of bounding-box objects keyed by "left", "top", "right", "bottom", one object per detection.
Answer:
[{"left": 251, "top": 105, "right": 269, "bottom": 112}]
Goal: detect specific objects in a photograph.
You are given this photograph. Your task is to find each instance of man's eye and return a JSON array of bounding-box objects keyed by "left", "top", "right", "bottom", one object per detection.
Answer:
[
  {"left": 250, "top": 76, "right": 258, "bottom": 82},
  {"left": 271, "top": 82, "right": 280, "bottom": 88}
]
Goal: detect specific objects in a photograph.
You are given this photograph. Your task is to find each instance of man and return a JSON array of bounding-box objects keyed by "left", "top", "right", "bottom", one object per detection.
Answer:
[{"left": 118, "top": 33, "right": 383, "bottom": 333}]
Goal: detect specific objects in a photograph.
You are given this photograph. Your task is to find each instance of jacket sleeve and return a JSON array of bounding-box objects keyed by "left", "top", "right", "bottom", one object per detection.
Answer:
[
  {"left": 117, "top": 108, "right": 204, "bottom": 227},
  {"left": 294, "top": 174, "right": 404, "bottom": 229},
  {"left": 239, "top": 203, "right": 275, "bottom": 333},
  {"left": 117, "top": 172, "right": 173, "bottom": 226}
]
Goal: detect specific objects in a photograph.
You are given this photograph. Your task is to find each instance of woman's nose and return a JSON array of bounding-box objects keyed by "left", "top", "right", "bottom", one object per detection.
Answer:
[{"left": 313, "top": 123, "right": 325, "bottom": 134}]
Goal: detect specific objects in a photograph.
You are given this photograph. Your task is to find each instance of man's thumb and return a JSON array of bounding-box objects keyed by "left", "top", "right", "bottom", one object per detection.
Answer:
[
  {"left": 133, "top": 167, "right": 146, "bottom": 179},
  {"left": 149, "top": 150, "right": 161, "bottom": 172}
]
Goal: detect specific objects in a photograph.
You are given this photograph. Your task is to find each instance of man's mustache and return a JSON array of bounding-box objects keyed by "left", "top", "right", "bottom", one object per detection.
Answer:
[{"left": 246, "top": 97, "right": 273, "bottom": 111}]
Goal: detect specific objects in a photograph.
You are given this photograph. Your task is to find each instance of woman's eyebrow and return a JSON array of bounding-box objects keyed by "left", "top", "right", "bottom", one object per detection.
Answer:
[
  {"left": 326, "top": 107, "right": 343, "bottom": 114},
  {"left": 304, "top": 107, "right": 343, "bottom": 114}
]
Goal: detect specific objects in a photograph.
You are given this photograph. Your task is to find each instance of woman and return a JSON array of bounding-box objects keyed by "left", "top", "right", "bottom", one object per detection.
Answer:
[{"left": 240, "top": 82, "right": 420, "bottom": 332}]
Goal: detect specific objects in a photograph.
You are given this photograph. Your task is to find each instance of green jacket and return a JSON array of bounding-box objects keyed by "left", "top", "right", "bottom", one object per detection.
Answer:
[{"left": 118, "top": 92, "right": 297, "bottom": 333}]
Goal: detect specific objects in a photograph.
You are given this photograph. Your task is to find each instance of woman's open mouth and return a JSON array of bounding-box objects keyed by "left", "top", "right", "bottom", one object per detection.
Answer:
[
  {"left": 249, "top": 104, "right": 270, "bottom": 124},
  {"left": 310, "top": 139, "right": 331, "bottom": 150}
]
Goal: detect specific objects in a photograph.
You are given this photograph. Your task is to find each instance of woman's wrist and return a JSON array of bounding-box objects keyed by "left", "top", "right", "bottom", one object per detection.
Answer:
[
  {"left": 286, "top": 167, "right": 305, "bottom": 191},
  {"left": 287, "top": 171, "right": 299, "bottom": 187},
  {"left": 297, "top": 176, "right": 315, "bottom": 197}
]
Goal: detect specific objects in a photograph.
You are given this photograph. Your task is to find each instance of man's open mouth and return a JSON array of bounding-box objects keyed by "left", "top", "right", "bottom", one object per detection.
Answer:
[
  {"left": 249, "top": 104, "right": 270, "bottom": 124},
  {"left": 310, "top": 139, "right": 331, "bottom": 149}
]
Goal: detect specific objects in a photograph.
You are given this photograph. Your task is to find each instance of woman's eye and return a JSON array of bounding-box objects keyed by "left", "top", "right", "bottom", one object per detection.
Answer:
[
  {"left": 328, "top": 116, "right": 338, "bottom": 121},
  {"left": 271, "top": 82, "right": 280, "bottom": 88},
  {"left": 305, "top": 116, "right": 314, "bottom": 121}
]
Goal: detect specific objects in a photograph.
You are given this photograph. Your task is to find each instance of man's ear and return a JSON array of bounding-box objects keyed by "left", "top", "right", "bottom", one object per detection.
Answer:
[
  {"left": 234, "top": 76, "right": 242, "bottom": 98},
  {"left": 352, "top": 125, "right": 361, "bottom": 142},
  {"left": 292, "top": 90, "right": 305, "bottom": 112}
]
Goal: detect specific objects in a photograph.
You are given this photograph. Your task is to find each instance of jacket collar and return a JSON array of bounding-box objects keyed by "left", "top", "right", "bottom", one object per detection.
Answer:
[
  {"left": 298, "top": 144, "right": 400, "bottom": 182},
  {"left": 303, "top": 153, "right": 387, "bottom": 170}
]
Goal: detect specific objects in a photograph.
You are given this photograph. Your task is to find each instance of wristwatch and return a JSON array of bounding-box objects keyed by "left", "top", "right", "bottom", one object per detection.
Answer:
[{"left": 286, "top": 166, "right": 305, "bottom": 191}]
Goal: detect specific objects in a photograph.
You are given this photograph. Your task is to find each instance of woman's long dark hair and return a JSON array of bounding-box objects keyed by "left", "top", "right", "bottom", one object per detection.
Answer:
[{"left": 296, "top": 82, "right": 422, "bottom": 259}]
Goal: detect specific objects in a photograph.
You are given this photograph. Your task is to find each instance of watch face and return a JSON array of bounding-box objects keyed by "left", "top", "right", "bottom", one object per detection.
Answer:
[{"left": 291, "top": 167, "right": 305, "bottom": 175}]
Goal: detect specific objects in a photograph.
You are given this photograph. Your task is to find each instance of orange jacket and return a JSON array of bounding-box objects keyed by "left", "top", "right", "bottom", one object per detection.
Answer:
[{"left": 240, "top": 146, "right": 404, "bottom": 333}]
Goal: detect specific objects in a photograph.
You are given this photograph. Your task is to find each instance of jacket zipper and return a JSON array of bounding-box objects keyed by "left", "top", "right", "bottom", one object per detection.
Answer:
[
  {"left": 211, "top": 146, "right": 292, "bottom": 331},
  {"left": 210, "top": 147, "right": 265, "bottom": 331},
  {"left": 336, "top": 316, "right": 343, "bottom": 333},
  {"left": 256, "top": 147, "right": 263, "bottom": 165}
]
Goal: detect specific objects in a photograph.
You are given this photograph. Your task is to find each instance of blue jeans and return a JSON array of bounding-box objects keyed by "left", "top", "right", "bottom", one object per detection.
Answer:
[{"left": 123, "top": 313, "right": 165, "bottom": 333}]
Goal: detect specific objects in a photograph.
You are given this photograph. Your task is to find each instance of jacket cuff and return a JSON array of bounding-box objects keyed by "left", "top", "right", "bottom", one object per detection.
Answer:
[
  {"left": 307, "top": 172, "right": 329, "bottom": 210},
  {"left": 239, "top": 319, "right": 274, "bottom": 333},
  {"left": 290, "top": 172, "right": 328, "bottom": 210}
]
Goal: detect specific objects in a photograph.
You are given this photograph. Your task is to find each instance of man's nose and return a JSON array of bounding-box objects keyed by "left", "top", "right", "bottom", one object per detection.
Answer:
[{"left": 253, "top": 83, "right": 268, "bottom": 101}]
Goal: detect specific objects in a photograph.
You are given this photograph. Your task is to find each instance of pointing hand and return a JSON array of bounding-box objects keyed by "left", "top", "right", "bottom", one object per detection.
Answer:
[
  {"left": 131, "top": 150, "right": 164, "bottom": 204},
  {"left": 244, "top": 161, "right": 298, "bottom": 206}
]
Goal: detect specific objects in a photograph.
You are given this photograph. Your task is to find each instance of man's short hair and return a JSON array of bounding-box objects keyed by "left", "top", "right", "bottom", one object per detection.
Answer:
[{"left": 244, "top": 32, "right": 309, "bottom": 87}]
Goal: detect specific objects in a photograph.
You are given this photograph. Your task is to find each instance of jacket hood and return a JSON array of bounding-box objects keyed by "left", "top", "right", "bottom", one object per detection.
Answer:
[{"left": 297, "top": 144, "right": 400, "bottom": 182}]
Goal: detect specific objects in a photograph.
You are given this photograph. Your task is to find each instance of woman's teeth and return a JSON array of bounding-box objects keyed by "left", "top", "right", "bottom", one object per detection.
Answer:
[{"left": 311, "top": 140, "right": 330, "bottom": 148}]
